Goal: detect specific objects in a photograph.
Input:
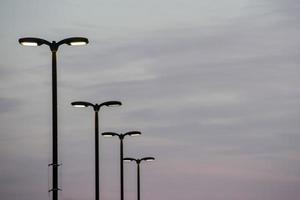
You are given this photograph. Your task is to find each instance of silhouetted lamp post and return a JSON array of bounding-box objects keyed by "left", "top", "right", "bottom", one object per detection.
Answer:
[
  {"left": 19, "top": 37, "right": 88, "bottom": 200},
  {"left": 102, "top": 131, "right": 141, "bottom": 200},
  {"left": 71, "top": 101, "right": 122, "bottom": 200},
  {"left": 123, "top": 157, "right": 155, "bottom": 200}
]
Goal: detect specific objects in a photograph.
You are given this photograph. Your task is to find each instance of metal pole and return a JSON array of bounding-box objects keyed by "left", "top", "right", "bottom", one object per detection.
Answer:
[
  {"left": 51, "top": 49, "right": 58, "bottom": 200},
  {"left": 120, "top": 138, "right": 124, "bottom": 200},
  {"left": 95, "top": 111, "right": 99, "bottom": 200},
  {"left": 137, "top": 162, "right": 140, "bottom": 200}
]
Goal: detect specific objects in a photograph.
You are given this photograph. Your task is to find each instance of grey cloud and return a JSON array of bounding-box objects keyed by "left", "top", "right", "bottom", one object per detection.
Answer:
[
  {"left": 265, "top": 0, "right": 300, "bottom": 19},
  {"left": 59, "top": 13, "right": 300, "bottom": 162},
  {"left": 0, "top": 97, "right": 22, "bottom": 113}
]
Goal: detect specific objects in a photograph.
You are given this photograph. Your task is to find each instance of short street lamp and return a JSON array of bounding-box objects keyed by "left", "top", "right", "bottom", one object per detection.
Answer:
[
  {"left": 71, "top": 101, "right": 122, "bottom": 200},
  {"left": 102, "top": 131, "right": 141, "bottom": 200},
  {"left": 123, "top": 157, "right": 155, "bottom": 200},
  {"left": 19, "top": 37, "right": 88, "bottom": 200}
]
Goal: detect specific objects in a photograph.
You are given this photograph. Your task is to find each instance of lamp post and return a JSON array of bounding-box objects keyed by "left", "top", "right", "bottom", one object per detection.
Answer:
[
  {"left": 123, "top": 157, "right": 155, "bottom": 200},
  {"left": 102, "top": 131, "right": 141, "bottom": 200},
  {"left": 71, "top": 101, "right": 122, "bottom": 200},
  {"left": 19, "top": 37, "right": 88, "bottom": 200}
]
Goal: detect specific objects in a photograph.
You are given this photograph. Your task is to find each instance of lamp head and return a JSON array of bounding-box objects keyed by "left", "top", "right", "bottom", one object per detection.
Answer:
[
  {"left": 141, "top": 157, "right": 155, "bottom": 162},
  {"left": 102, "top": 101, "right": 122, "bottom": 107},
  {"left": 71, "top": 101, "right": 93, "bottom": 108},
  {"left": 19, "top": 37, "right": 48, "bottom": 46},
  {"left": 63, "top": 37, "right": 89, "bottom": 46},
  {"left": 126, "top": 131, "right": 142, "bottom": 137},
  {"left": 123, "top": 157, "right": 136, "bottom": 162},
  {"left": 102, "top": 132, "right": 118, "bottom": 137}
]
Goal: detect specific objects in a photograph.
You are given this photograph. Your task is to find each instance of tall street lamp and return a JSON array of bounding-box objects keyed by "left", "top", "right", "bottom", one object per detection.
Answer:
[
  {"left": 102, "top": 131, "right": 141, "bottom": 200},
  {"left": 71, "top": 101, "right": 122, "bottom": 200},
  {"left": 19, "top": 37, "right": 88, "bottom": 200},
  {"left": 123, "top": 157, "right": 155, "bottom": 200}
]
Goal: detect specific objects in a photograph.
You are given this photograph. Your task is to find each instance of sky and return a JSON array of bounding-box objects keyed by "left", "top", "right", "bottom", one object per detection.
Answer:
[{"left": 0, "top": 0, "right": 300, "bottom": 200}]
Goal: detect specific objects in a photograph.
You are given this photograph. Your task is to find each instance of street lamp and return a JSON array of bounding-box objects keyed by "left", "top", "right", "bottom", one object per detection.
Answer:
[
  {"left": 71, "top": 101, "right": 122, "bottom": 200},
  {"left": 123, "top": 157, "right": 155, "bottom": 200},
  {"left": 19, "top": 37, "right": 88, "bottom": 200},
  {"left": 102, "top": 131, "right": 141, "bottom": 200}
]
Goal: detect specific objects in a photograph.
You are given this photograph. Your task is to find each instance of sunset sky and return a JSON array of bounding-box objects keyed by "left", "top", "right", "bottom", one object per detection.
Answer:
[{"left": 1, "top": 0, "right": 300, "bottom": 200}]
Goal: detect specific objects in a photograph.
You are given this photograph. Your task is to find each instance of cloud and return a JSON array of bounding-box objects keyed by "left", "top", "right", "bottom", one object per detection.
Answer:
[{"left": 0, "top": 97, "right": 22, "bottom": 113}]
